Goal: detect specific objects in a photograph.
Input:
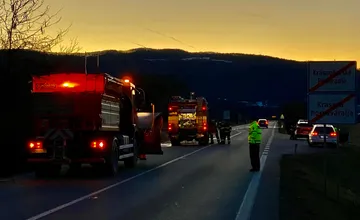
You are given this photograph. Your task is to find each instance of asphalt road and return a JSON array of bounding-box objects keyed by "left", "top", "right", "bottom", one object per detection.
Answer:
[{"left": 0, "top": 123, "right": 275, "bottom": 220}]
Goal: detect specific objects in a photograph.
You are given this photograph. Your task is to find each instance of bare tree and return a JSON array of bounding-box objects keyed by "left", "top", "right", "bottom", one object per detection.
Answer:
[
  {"left": 0, "top": 0, "right": 73, "bottom": 52},
  {"left": 59, "top": 37, "right": 82, "bottom": 54}
]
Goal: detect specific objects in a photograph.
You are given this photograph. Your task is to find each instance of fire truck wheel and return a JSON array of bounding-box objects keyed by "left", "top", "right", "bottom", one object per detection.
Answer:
[
  {"left": 34, "top": 164, "right": 61, "bottom": 178},
  {"left": 124, "top": 139, "right": 138, "bottom": 168},
  {"left": 102, "top": 137, "right": 120, "bottom": 176}
]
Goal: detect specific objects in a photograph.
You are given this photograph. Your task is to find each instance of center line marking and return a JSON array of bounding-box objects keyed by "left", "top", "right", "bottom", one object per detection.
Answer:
[{"left": 26, "top": 131, "right": 244, "bottom": 220}]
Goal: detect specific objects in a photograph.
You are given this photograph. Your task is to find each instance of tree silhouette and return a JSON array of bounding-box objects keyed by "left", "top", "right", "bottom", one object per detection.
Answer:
[{"left": 0, "top": 0, "right": 78, "bottom": 52}]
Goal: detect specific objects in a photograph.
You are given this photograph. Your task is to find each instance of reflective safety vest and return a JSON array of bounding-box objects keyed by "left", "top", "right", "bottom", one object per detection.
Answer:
[{"left": 248, "top": 121, "right": 262, "bottom": 144}]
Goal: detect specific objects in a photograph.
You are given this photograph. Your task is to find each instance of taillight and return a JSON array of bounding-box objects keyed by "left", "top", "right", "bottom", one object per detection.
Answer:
[
  {"left": 202, "top": 106, "right": 206, "bottom": 111},
  {"left": 169, "top": 107, "right": 172, "bottom": 111},
  {"left": 168, "top": 123, "right": 172, "bottom": 131},
  {"left": 203, "top": 123, "right": 207, "bottom": 130},
  {"left": 330, "top": 132, "right": 337, "bottom": 137},
  {"left": 29, "top": 141, "right": 42, "bottom": 149},
  {"left": 265, "top": 121, "right": 268, "bottom": 124},
  {"left": 91, "top": 140, "right": 105, "bottom": 149},
  {"left": 311, "top": 132, "right": 318, "bottom": 136}
]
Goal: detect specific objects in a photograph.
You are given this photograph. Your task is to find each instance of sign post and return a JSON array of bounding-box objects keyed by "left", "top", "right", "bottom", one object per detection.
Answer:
[
  {"left": 223, "top": 110, "right": 230, "bottom": 120},
  {"left": 307, "top": 61, "right": 357, "bottom": 147}
]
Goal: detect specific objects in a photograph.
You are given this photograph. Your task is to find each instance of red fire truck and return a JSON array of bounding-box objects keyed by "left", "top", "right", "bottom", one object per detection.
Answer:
[
  {"left": 167, "top": 96, "right": 209, "bottom": 146},
  {"left": 27, "top": 73, "right": 163, "bottom": 177}
]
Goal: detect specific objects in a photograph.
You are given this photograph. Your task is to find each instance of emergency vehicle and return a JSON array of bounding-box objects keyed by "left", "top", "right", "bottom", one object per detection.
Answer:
[
  {"left": 167, "top": 96, "right": 209, "bottom": 146},
  {"left": 27, "top": 73, "right": 163, "bottom": 177}
]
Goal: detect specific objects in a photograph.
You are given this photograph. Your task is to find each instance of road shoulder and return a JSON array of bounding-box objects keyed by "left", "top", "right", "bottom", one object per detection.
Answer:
[{"left": 249, "top": 130, "right": 326, "bottom": 220}]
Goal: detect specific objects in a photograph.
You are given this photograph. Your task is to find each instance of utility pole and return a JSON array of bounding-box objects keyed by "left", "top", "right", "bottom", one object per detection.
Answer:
[{"left": 84, "top": 52, "right": 88, "bottom": 74}]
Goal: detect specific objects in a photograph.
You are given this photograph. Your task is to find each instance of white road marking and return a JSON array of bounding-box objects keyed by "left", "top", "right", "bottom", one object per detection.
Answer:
[
  {"left": 26, "top": 132, "right": 244, "bottom": 220},
  {"left": 234, "top": 124, "right": 276, "bottom": 220}
]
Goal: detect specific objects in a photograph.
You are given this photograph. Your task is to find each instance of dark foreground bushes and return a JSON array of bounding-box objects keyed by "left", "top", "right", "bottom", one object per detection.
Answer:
[{"left": 280, "top": 148, "right": 360, "bottom": 220}]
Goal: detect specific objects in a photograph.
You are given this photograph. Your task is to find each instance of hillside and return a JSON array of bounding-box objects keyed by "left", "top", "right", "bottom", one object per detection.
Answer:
[
  {"left": 1, "top": 48, "right": 358, "bottom": 105},
  {"left": 73, "top": 49, "right": 308, "bottom": 103}
]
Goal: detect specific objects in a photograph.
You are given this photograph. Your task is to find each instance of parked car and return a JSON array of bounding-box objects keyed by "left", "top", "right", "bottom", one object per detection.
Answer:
[
  {"left": 294, "top": 122, "right": 313, "bottom": 139},
  {"left": 308, "top": 124, "right": 337, "bottom": 147}
]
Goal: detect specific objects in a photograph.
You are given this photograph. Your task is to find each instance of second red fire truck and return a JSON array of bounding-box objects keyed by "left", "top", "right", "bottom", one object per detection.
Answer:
[{"left": 167, "top": 96, "right": 209, "bottom": 146}]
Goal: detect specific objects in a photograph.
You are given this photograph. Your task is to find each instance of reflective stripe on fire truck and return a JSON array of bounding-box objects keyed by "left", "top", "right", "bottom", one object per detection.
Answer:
[
  {"left": 48, "top": 129, "right": 74, "bottom": 140},
  {"left": 123, "top": 135, "right": 129, "bottom": 144},
  {"left": 43, "top": 128, "right": 56, "bottom": 139},
  {"left": 119, "top": 144, "right": 133, "bottom": 150},
  {"left": 119, "top": 135, "right": 131, "bottom": 150},
  {"left": 119, "top": 153, "right": 134, "bottom": 159}
]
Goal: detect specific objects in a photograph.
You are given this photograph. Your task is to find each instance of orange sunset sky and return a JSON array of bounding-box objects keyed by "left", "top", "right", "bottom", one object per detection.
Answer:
[{"left": 47, "top": 0, "right": 359, "bottom": 63}]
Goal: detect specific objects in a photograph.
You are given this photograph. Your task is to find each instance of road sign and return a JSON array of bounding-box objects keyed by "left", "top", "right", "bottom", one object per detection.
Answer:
[
  {"left": 308, "top": 93, "right": 356, "bottom": 124},
  {"left": 280, "top": 114, "right": 284, "bottom": 119},
  {"left": 223, "top": 110, "right": 230, "bottom": 120},
  {"left": 308, "top": 61, "right": 357, "bottom": 92}
]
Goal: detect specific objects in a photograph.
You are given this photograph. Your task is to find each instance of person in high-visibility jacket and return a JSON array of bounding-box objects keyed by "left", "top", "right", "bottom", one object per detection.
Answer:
[{"left": 248, "top": 118, "right": 262, "bottom": 172}]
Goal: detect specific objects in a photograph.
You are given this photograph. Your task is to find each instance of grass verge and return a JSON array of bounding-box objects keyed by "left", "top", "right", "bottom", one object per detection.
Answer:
[{"left": 280, "top": 147, "right": 360, "bottom": 220}]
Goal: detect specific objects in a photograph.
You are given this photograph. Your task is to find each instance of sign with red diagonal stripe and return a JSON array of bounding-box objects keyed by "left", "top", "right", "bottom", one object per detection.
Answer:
[
  {"left": 308, "top": 61, "right": 356, "bottom": 92},
  {"left": 308, "top": 93, "right": 356, "bottom": 124}
]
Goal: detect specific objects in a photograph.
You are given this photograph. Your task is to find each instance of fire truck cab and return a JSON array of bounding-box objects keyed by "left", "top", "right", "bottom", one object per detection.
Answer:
[
  {"left": 27, "top": 73, "right": 163, "bottom": 178},
  {"left": 168, "top": 96, "right": 209, "bottom": 146}
]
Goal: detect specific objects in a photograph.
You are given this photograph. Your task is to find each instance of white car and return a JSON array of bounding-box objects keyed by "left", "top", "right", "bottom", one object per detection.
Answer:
[
  {"left": 308, "top": 124, "right": 337, "bottom": 147},
  {"left": 257, "top": 119, "right": 268, "bottom": 128}
]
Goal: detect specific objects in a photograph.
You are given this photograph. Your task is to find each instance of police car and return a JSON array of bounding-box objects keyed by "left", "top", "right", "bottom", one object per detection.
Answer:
[{"left": 257, "top": 119, "right": 268, "bottom": 128}]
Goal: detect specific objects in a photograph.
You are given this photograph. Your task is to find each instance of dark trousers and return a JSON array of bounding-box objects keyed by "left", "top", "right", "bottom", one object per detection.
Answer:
[
  {"left": 220, "top": 132, "right": 231, "bottom": 144},
  {"left": 249, "top": 143, "right": 260, "bottom": 170}
]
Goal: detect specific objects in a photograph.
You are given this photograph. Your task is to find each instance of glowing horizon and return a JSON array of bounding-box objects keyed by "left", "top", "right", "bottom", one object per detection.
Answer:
[{"left": 46, "top": 0, "right": 359, "bottom": 63}]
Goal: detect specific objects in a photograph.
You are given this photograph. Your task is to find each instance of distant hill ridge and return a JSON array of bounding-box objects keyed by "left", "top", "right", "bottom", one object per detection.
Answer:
[{"left": 1, "top": 48, "right": 359, "bottom": 104}]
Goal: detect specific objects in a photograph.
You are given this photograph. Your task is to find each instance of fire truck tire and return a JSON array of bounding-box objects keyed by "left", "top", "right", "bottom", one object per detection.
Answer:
[
  {"left": 101, "top": 137, "right": 120, "bottom": 176},
  {"left": 124, "top": 140, "right": 138, "bottom": 168},
  {"left": 34, "top": 164, "right": 61, "bottom": 178}
]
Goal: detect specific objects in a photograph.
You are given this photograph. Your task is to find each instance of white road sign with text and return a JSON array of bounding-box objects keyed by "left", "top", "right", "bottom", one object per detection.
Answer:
[
  {"left": 308, "top": 94, "right": 356, "bottom": 124},
  {"left": 308, "top": 61, "right": 357, "bottom": 92}
]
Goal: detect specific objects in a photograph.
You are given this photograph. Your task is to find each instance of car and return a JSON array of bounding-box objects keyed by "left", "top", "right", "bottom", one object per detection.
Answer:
[
  {"left": 257, "top": 119, "right": 268, "bottom": 128},
  {"left": 294, "top": 122, "right": 313, "bottom": 139},
  {"left": 308, "top": 124, "right": 338, "bottom": 147},
  {"left": 297, "top": 119, "right": 308, "bottom": 124}
]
